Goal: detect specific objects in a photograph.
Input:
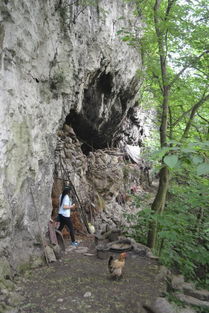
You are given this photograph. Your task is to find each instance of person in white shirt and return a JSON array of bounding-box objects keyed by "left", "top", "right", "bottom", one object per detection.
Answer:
[{"left": 58, "top": 186, "right": 79, "bottom": 247}]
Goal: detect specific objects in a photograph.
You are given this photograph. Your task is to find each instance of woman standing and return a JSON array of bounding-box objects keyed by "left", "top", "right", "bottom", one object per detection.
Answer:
[{"left": 58, "top": 186, "right": 79, "bottom": 247}]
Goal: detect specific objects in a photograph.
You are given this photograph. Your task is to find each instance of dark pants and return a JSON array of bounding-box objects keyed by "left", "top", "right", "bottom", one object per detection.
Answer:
[{"left": 58, "top": 214, "right": 75, "bottom": 242}]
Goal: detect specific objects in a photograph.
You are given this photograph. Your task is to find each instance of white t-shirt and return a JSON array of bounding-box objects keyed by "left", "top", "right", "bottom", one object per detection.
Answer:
[{"left": 58, "top": 194, "right": 72, "bottom": 217}]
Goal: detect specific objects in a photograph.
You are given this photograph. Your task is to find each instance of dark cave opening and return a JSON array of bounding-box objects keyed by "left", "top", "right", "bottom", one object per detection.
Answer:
[
  {"left": 65, "top": 110, "right": 109, "bottom": 155},
  {"left": 64, "top": 71, "right": 139, "bottom": 155},
  {"left": 80, "top": 143, "right": 93, "bottom": 155},
  {"left": 64, "top": 72, "right": 115, "bottom": 155},
  {"left": 97, "top": 72, "right": 113, "bottom": 95}
]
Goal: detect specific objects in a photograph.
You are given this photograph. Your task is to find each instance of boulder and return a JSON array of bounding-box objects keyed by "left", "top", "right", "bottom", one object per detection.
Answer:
[
  {"left": 176, "top": 293, "right": 209, "bottom": 308},
  {"left": 144, "top": 297, "right": 178, "bottom": 313},
  {"left": 183, "top": 284, "right": 209, "bottom": 301},
  {"left": 44, "top": 246, "right": 56, "bottom": 263},
  {"left": 171, "top": 275, "right": 185, "bottom": 290}
]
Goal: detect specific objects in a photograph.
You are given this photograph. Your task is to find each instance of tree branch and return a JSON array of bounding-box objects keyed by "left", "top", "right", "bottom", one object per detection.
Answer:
[
  {"left": 182, "top": 93, "right": 209, "bottom": 139},
  {"left": 154, "top": 0, "right": 167, "bottom": 87},
  {"left": 192, "top": 67, "right": 209, "bottom": 79},
  {"left": 197, "top": 112, "right": 209, "bottom": 124},
  {"left": 172, "top": 107, "right": 192, "bottom": 127},
  {"left": 152, "top": 71, "right": 164, "bottom": 93},
  {"left": 191, "top": 123, "right": 203, "bottom": 141},
  {"left": 165, "top": 0, "right": 177, "bottom": 19},
  {"left": 168, "top": 50, "right": 209, "bottom": 89},
  {"left": 164, "top": 0, "right": 177, "bottom": 56},
  {"left": 168, "top": 106, "right": 173, "bottom": 140}
]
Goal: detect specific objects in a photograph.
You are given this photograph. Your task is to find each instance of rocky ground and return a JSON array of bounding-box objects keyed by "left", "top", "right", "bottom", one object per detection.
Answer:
[
  {"left": 3, "top": 236, "right": 208, "bottom": 313},
  {"left": 16, "top": 236, "right": 166, "bottom": 313}
]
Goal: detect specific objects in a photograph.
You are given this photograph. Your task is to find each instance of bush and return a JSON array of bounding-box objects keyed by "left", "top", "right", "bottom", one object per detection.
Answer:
[{"left": 125, "top": 175, "right": 209, "bottom": 288}]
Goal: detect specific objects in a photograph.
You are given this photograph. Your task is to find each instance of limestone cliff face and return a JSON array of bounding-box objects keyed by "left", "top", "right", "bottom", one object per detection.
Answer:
[{"left": 0, "top": 0, "right": 143, "bottom": 269}]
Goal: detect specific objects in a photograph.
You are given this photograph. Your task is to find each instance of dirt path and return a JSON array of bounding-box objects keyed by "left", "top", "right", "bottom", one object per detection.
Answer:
[{"left": 17, "top": 238, "right": 166, "bottom": 313}]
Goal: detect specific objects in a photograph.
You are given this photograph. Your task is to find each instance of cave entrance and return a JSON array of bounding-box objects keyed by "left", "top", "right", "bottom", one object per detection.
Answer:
[
  {"left": 65, "top": 109, "right": 110, "bottom": 155},
  {"left": 64, "top": 71, "right": 116, "bottom": 155},
  {"left": 51, "top": 70, "right": 114, "bottom": 235}
]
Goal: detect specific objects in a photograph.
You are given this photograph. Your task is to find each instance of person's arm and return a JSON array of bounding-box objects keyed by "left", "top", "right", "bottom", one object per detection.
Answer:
[
  {"left": 63, "top": 195, "right": 76, "bottom": 210},
  {"left": 63, "top": 203, "right": 76, "bottom": 210}
]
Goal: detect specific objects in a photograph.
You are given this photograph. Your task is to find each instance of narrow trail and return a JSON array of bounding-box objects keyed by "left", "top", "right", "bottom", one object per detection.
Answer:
[{"left": 17, "top": 237, "right": 166, "bottom": 313}]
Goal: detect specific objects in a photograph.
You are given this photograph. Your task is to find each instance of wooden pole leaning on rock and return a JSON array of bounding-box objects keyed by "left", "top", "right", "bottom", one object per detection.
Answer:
[
  {"left": 30, "top": 186, "right": 50, "bottom": 266},
  {"left": 69, "top": 179, "right": 91, "bottom": 234},
  {"left": 58, "top": 154, "right": 91, "bottom": 234}
]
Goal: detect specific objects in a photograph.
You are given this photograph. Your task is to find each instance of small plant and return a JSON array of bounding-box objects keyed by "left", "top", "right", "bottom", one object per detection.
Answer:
[{"left": 124, "top": 208, "right": 152, "bottom": 245}]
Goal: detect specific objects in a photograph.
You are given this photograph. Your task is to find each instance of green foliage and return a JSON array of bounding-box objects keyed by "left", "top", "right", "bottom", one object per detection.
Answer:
[
  {"left": 148, "top": 140, "right": 209, "bottom": 177},
  {"left": 125, "top": 173, "right": 209, "bottom": 285},
  {"left": 121, "top": 0, "right": 209, "bottom": 289},
  {"left": 124, "top": 208, "right": 152, "bottom": 245},
  {"left": 163, "top": 155, "right": 178, "bottom": 168},
  {"left": 123, "top": 192, "right": 153, "bottom": 244},
  {"left": 197, "top": 162, "right": 209, "bottom": 176},
  {"left": 121, "top": 0, "right": 209, "bottom": 144},
  {"left": 157, "top": 208, "right": 209, "bottom": 280}
]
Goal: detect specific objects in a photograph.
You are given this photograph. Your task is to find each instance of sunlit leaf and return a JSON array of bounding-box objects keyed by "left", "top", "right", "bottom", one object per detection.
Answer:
[
  {"left": 164, "top": 155, "right": 179, "bottom": 168},
  {"left": 182, "top": 148, "right": 195, "bottom": 153},
  {"left": 191, "top": 156, "right": 203, "bottom": 165},
  {"left": 197, "top": 163, "right": 209, "bottom": 175}
]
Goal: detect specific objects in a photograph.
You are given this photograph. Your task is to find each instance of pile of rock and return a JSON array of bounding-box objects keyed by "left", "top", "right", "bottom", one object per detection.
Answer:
[
  {"left": 94, "top": 231, "right": 158, "bottom": 261},
  {"left": 145, "top": 267, "right": 209, "bottom": 313},
  {"left": 54, "top": 125, "right": 151, "bottom": 237},
  {"left": 170, "top": 274, "right": 209, "bottom": 311}
]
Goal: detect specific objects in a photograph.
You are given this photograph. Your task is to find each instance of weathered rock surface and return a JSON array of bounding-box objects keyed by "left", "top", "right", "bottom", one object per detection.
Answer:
[
  {"left": 183, "top": 286, "right": 209, "bottom": 301},
  {"left": 176, "top": 293, "right": 209, "bottom": 309},
  {"left": 52, "top": 127, "right": 151, "bottom": 237},
  {"left": 144, "top": 297, "right": 196, "bottom": 313},
  {"left": 0, "top": 0, "right": 147, "bottom": 271},
  {"left": 169, "top": 274, "right": 209, "bottom": 312}
]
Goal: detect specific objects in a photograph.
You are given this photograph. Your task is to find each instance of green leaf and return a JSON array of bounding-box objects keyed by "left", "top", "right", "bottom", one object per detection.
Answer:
[
  {"left": 116, "top": 30, "right": 124, "bottom": 35},
  {"left": 197, "top": 163, "right": 209, "bottom": 175},
  {"left": 164, "top": 155, "right": 179, "bottom": 168},
  {"left": 122, "top": 35, "right": 132, "bottom": 42},
  {"left": 151, "top": 147, "right": 170, "bottom": 160},
  {"left": 191, "top": 155, "right": 203, "bottom": 165},
  {"left": 170, "top": 147, "right": 180, "bottom": 151},
  {"left": 182, "top": 148, "right": 195, "bottom": 153}
]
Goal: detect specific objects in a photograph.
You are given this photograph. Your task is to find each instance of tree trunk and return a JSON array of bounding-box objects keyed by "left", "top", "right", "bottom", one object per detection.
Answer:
[
  {"left": 147, "top": 84, "right": 170, "bottom": 250},
  {"left": 147, "top": 0, "right": 171, "bottom": 251},
  {"left": 147, "top": 166, "right": 170, "bottom": 249}
]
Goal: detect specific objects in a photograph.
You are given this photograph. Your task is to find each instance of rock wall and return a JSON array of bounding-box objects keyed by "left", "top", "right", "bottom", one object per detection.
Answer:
[
  {"left": 0, "top": 0, "right": 144, "bottom": 271},
  {"left": 52, "top": 125, "right": 151, "bottom": 237}
]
